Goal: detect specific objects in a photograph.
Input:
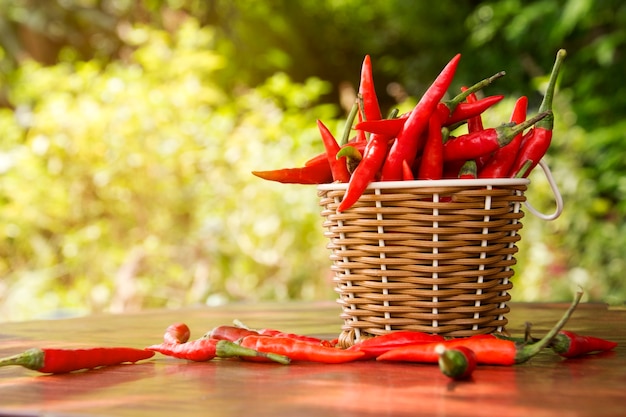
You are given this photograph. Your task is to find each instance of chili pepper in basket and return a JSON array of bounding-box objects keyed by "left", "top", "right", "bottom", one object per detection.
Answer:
[
  {"left": 164, "top": 322, "right": 191, "bottom": 344},
  {"left": 442, "top": 95, "right": 505, "bottom": 127},
  {"left": 458, "top": 160, "right": 478, "bottom": 179},
  {"left": 336, "top": 145, "right": 363, "bottom": 174},
  {"left": 317, "top": 120, "right": 351, "bottom": 183},
  {"left": 378, "top": 291, "right": 583, "bottom": 365},
  {"left": 358, "top": 55, "right": 383, "bottom": 122},
  {"left": 340, "top": 100, "right": 360, "bottom": 146},
  {"left": 238, "top": 335, "right": 365, "bottom": 364},
  {"left": 337, "top": 131, "right": 393, "bottom": 212},
  {"left": 417, "top": 113, "right": 445, "bottom": 180},
  {"left": 147, "top": 338, "right": 290, "bottom": 364},
  {"left": 304, "top": 139, "right": 368, "bottom": 167},
  {"left": 380, "top": 53, "right": 461, "bottom": 181},
  {"left": 550, "top": 330, "right": 618, "bottom": 358},
  {"left": 347, "top": 330, "right": 446, "bottom": 360},
  {"left": 252, "top": 160, "right": 333, "bottom": 185},
  {"left": 0, "top": 347, "right": 155, "bottom": 374},
  {"left": 355, "top": 116, "right": 408, "bottom": 137},
  {"left": 436, "top": 69, "right": 504, "bottom": 132},
  {"left": 442, "top": 111, "right": 550, "bottom": 162},
  {"left": 479, "top": 95, "right": 528, "bottom": 178},
  {"left": 509, "top": 49, "right": 567, "bottom": 178},
  {"left": 435, "top": 344, "right": 477, "bottom": 380},
  {"left": 402, "top": 159, "right": 414, "bottom": 180},
  {"left": 462, "top": 88, "right": 484, "bottom": 134}
]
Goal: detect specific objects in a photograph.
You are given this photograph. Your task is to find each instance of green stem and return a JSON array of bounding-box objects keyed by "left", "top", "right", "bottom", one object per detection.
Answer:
[
  {"left": 515, "top": 290, "right": 583, "bottom": 363},
  {"left": 341, "top": 100, "right": 360, "bottom": 146},
  {"left": 496, "top": 110, "right": 551, "bottom": 147},
  {"left": 536, "top": 49, "right": 567, "bottom": 130},
  {"left": 444, "top": 70, "right": 506, "bottom": 114},
  {"left": 0, "top": 348, "right": 45, "bottom": 371},
  {"left": 215, "top": 340, "right": 290, "bottom": 365}
]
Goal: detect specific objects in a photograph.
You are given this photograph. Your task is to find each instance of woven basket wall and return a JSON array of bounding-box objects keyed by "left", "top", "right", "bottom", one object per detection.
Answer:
[{"left": 317, "top": 179, "right": 529, "bottom": 348}]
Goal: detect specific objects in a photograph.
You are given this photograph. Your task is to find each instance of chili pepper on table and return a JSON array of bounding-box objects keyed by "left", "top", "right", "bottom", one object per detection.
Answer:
[
  {"left": 377, "top": 291, "right": 583, "bottom": 365},
  {"left": 358, "top": 55, "right": 383, "bottom": 122},
  {"left": 479, "top": 95, "right": 528, "bottom": 178},
  {"left": 509, "top": 49, "right": 567, "bottom": 178},
  {"left": 337, "top": 131, "right": 393, "bottom": 212},
  {"left": 206, "top": 324, "right": 261, "bottom": 342},
  {"left": 232, "top": 320, "right": 333, "bottom": 346},
  {"left": 435, "top": 344, "right": 477, "bottom": 380},
  {"left": 347, "top": 330, "right": 446, "bottom": 360},
  {"left": 442, "top": 110, "right": 550, "bottom": 162},
  {"left": 380, "top": 53, "right": 461, "bottom": 181},
  {"left": 238, "top": 335, "right": 365, "bottom": 364},
  {"left": 317, "top": 120, "right": 351, "bottom": 182},
  {"left": 163, "top": 322, "right": 191, "bottom": 344},
  {"left": 0, "top": 347, "right": 155, "bottom": 374},
  {"left": 550, "top": 330, "right": 618, "bottom": 358},
  {"left": 147, "top": 338, "right": 290, "bottom": 364}
]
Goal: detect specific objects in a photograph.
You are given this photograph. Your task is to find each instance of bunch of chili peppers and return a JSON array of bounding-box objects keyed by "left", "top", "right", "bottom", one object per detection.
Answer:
[
  {"left": 0, "top": 298, "right": 617, "bottom": 375},
  {"left": 252, "top": 49, "right": 567, "bottom": 212}
]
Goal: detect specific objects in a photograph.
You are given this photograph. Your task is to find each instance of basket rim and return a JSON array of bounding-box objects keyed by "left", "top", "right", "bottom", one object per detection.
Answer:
[{"left": 316, "top": 177, "right": 530, "bottom": 191}]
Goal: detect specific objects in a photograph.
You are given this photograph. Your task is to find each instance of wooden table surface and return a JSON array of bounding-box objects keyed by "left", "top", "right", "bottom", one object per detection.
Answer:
[{"left": 1, "top": 300, "right": 624, "bottom": 417}]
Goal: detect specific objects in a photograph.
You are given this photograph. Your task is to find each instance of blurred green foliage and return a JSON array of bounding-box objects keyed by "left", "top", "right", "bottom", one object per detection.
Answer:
[{"left": 0, "top": 0, "right": 625, "bottom": 320}]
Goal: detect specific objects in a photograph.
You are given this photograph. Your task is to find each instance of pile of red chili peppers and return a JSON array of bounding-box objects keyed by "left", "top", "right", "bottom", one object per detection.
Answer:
[
  {"left": 252, "top": 49, "right": 567, "bottom": 212},
  {"left": 0, "top": 292, "right": 618, "bottom": 380}
]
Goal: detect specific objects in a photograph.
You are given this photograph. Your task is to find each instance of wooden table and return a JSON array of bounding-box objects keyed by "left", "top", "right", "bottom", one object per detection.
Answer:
[{"left": 1, "top": 301, "right": 624, "bottom": 417}]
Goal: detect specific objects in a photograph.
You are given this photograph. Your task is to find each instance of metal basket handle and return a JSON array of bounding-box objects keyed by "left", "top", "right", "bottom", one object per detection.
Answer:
[{"left": 524, "top": 159, "right": 563, "bottom": 221}]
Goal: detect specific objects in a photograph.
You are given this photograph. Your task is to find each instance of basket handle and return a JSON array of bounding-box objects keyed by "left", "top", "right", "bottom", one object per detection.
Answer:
[{"left": 523, "top": 159, "right": 563, "bottom": 221}]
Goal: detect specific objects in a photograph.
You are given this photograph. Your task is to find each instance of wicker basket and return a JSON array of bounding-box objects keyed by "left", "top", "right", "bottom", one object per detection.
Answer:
[{"left": 318, "top": 178, "right": 532, "bottom": 348}]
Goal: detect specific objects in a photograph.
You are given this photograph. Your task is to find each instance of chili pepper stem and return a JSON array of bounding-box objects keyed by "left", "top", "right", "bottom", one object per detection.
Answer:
[
  {"left": 536, "top": 49, "right": 567, "bottom": 131},
  {"left": 215, "top": 340, "right": 291, "bottom": 365},
  {"left": 0, "top": 348, "right": 45, "bottom": 371},
  {"left": 341, "top": 100, "right": 359, "bottom": 146},
  {"left": 515, "top": 290, "right": 583, "bottom": 363}
]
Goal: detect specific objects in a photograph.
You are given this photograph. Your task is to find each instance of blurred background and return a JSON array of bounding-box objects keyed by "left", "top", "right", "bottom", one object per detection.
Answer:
[{"left": 1, "top": 0, "right": 624, "bottom": 322}]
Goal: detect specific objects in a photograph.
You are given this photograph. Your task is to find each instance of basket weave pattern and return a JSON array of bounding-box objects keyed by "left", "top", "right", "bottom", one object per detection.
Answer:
[{"left": 318, "top": 181, "right": 528, "bottom": 348}]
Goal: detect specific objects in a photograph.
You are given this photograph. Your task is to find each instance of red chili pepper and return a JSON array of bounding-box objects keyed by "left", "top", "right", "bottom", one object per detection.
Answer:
[
  {"left": 460, "top": 87, "right": 484, "bottom": 134},
  {"left": 147, "top": 338, "right": 219, "bottom": 361},
  {"left": 163, "top": 322, "right": 191, "bottom": 344},
  {"left": 358, "top": 55, "right": 382, "bottom": 121},
  {"left": 417, "top": 113, "right": 445, "bottom": 180},
  {"left": 458, "top": 160, "right": 478, "bottom": 179},
  {"left": 510, "top": 49, "right": 566, "bottom": 178},
  {"left": 207, "top": 324, "right": 261, "bottom": 342},
  {"left": 442, "top": 95, "right": 503, "bottom": 126},
  {"left": 337, "top": 132, "right": 392, "bottom": 212},
  {"left": 378, "top": 291, "right": 583, "bottom": 365},
  {"left": 317, "top": 120, "right": 351, "bottom": 183},
  {"left": 0, "top": 347, "right": 155, "bottom": 374},
  {"left": 442, "top": 111, "right": 550, "bottom": 162},
  {"left": 402, "top": 159, "right": 414, "bottom": 180},
  {"left": 355, "top": 116, "right": 407, "bottom": 137},
  {"left": 347, "top": 331, "right": 445, "bottom": 360},
  {"left": 380, "top": 53, "right": 461, "bottom": 181},
  {"left": 436, "top": 344, "right": 477, "bottom": 380},
  {"left": 251, "top": 160, "right": 333, "bottom": 185},
  {"left": 304, "top": 139, "right": 368, "bottom": 167},
  {"left": 479, "top": 95, "right": 528, "bottom": 178},
  {"left": 550, "top": 330, "right": 618, "bottom": 358},
  {"left": 147, "top": 338, "right": 290, "bottom": 364},
  {"left": 238, "top": 335, "right": 365, "bottom": 364}
]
